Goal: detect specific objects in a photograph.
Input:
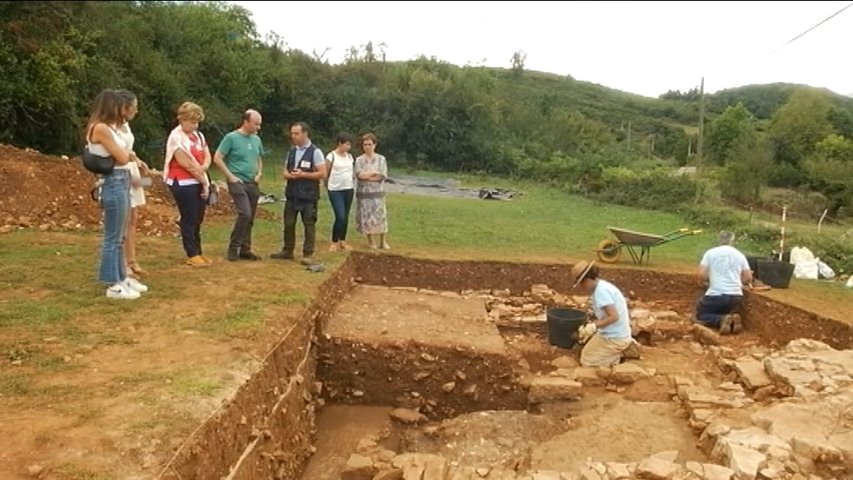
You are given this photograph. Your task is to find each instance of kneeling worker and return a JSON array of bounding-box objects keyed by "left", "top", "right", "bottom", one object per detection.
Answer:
[
  {"left": 694, "top": 231, "right": 752, "bottom": 334},
  {"left": 571, "top": 260, "right": 635, "bottom": 367}
]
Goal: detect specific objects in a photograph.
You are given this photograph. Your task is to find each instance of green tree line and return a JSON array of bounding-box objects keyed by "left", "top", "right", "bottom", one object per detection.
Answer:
[
  {"left": 1, "top": 0, "right": 852, "bottom": 219},
  {"left": 0, "top": 1, "right": 696, "bottom": 167}
]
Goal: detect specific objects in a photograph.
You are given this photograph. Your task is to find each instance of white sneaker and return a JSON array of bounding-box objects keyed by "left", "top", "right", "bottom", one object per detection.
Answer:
[
  {"left": 106, "top": 283, "right": 140, "bottom": 300},
  {"left": 123, "top": 277, "right": 149, "bottom": 294}
]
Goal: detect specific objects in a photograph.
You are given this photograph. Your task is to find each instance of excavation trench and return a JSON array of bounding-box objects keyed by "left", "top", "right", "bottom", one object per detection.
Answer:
[{"left": 159, "top": 253, "right": 853, "bottom": 480}]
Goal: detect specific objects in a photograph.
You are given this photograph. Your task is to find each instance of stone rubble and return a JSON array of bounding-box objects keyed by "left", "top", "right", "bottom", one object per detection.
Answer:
[
  {"left": 474, "top": 283, "right": 692, "bottom": 345},
  {"left": 336, "top": 338, "right": 853, "bottom": 480},
  {"left": 341, "top": 449, "right": 771, "bottom": 480}
]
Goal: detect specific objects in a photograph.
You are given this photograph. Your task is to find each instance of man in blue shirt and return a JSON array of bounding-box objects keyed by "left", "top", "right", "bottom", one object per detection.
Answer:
[
  {"left": 695, "top": 231, "right": 752, "bottom": 334},
  {"left": 571, "top": 260, "right": 636, "bottom": 367}
]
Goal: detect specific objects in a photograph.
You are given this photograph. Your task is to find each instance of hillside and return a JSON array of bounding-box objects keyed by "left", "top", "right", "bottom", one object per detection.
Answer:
[{"left": 708, "top": 83, "right": 853, "bottom": 120}]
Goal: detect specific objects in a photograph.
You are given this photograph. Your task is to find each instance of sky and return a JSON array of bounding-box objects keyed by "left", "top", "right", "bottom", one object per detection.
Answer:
[{"left": 231, "top": 1, "right": 853, "bottom": 98}]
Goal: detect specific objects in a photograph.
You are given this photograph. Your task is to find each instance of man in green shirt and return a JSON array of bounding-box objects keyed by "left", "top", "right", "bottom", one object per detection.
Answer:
[{"left": 213, "top": 109, "right": 265, "bottom": 261}]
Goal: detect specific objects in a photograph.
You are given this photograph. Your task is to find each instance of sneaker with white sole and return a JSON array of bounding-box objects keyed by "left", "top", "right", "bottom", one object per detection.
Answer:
[
  {"left": 123, "top": 277, "right": 149, "bottom": 294},
  {"left": 106, "top": 283, "right": 140, "bottom": 300}
]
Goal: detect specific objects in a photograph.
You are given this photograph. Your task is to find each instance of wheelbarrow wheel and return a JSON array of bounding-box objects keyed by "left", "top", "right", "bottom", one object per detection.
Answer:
[{"left": 597, "top": 239, "right": 622, "bottom": 263}]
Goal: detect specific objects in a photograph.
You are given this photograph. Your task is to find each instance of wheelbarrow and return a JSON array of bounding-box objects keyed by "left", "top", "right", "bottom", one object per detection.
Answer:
[{"left": 596, "top": 226, "right": 702, "bottom": 265}]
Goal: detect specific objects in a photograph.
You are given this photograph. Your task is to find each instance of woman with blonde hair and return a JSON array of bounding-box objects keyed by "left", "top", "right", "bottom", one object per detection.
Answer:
[
  {"left": 86, "top": 89, "right": 149, "bottom": 299},
  {"left": 163, "top": 102, "right": 212, "bottom": 266},
  {"left": 355, "top": 133, "right": 390, "bottom": 249}
]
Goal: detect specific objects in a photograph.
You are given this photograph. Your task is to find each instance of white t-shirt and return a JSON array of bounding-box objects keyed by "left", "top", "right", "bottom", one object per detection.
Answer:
[
  {"left": 700, "top": 245, "right": 750, "bottom": 296},
  {"left": 325, "top": 151, "right": 355, "bottom": 191},
  {"left": 113, "top": 123, "right": 134, "bottom": 170},
  {"left": 592, "top": 279, "right": 632, "bottom": 340}
]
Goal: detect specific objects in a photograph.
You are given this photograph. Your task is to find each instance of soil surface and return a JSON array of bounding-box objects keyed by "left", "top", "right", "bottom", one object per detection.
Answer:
[
  {"left": 300, "top": 406, "right": 394, "bottom": 480},
  {"left": 0, "top": 144, "right": 275, "bottom": 237},
  {"left": 327, "top": 285, "right": 506, "bottom": 354}
]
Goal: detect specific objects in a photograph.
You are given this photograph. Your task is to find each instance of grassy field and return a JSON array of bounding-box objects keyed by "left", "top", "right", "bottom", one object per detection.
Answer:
[{"left": 245, "top": 161, "right": 708, "bottom": 266}]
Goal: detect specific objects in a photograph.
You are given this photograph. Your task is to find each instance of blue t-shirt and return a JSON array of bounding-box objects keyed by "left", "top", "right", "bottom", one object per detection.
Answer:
[
  {"left": 592, "top": 279, "right": 632, "bottom": 339},
  {"left": 701, "top": 245, "right": 750, "bottom": 296}
]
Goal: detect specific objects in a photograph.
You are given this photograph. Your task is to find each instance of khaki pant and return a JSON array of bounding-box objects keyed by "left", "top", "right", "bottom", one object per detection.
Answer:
[{"left": 580, "top": 334, "right": 632, "bottom": 367}]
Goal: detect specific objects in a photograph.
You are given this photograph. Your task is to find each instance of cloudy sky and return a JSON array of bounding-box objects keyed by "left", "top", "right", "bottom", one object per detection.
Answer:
[{"left": 232, "top": 1, "right": 853, "bottom": 98}]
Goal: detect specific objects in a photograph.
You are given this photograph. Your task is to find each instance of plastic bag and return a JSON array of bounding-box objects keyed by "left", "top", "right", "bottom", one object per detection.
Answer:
[
  {"left": 818, "top": 261, "right": 836, "bottom": 280},
  {"left": 793, "top": 260, "right": 819, "bottom": 280}
]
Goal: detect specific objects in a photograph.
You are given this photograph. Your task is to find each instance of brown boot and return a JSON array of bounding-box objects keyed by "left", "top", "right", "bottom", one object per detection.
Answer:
[
  {"left": 719, "top": 315, "right": 734, "bottom": 335},
  {"left": 622, "top": 340, "right": 642, "bottom": 360},
  {"left": 730, "top": 313, "right": 744, "bottom": 334}
]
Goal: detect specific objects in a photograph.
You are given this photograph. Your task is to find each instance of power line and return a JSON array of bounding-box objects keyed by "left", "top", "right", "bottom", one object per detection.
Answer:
[{"left": 770, "top": 2, "right": 853, "bottom": 54}]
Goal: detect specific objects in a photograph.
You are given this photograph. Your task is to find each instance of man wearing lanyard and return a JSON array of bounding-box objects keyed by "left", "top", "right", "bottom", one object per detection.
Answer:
[{"left": 271, "top": 121, "right": 326, "bottom": 265}]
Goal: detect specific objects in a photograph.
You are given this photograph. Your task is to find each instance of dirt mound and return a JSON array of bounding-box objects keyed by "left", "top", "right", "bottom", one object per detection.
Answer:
[{"left": 0, "top": 144, "right": 276, "bottom": 237}]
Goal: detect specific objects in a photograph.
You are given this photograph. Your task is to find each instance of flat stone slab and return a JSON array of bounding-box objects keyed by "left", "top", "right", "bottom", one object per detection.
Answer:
[{"left": 328, "top": 285, "right": 506, "bottom": 355}]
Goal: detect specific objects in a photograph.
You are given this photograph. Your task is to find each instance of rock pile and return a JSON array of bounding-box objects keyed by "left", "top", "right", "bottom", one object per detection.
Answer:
[
  {"left": 678, "top": 339, "right": 853, "bottom": 480},
  {"left": 336, "top": 339, "right": 853, "bottom": 480},
  {"left": 340, "top": 447, "right": 743, "bottom": 480}
]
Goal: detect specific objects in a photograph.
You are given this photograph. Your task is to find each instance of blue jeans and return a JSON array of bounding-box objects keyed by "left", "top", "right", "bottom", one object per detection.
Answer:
[
  {"left": 99, "top": 170, "right": 130, "bottom": 284},
  {"left": 695, "top": 294, "right": 742, "bottom": 328},
  {"left": 328, "top": 189, "right": 354, "bottom": 242}
]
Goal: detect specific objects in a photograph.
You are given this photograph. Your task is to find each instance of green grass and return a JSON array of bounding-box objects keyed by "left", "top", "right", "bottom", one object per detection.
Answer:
[
  {"left": 52, "top": 465, "right": 116, "bottom": 480},
  {"left": 286, "top": 168, "right": 713, "bottom": 267},
  {"left": 202, "top": 302, "right": 264, "bottom": 337},
  {"left": 113, "top": 368, "right": 222, "bottom": 397},
  {"left": 0, "top": 372, "right": 33, "bottom": 395},
  {"left": 223, "top": 143, "right": 714, "bottom": 266},
  {"left": 169, "top": 370, "right": 222, "bottom": 397}
]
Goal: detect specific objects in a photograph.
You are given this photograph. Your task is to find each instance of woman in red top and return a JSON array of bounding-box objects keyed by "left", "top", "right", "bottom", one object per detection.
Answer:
[{"left": 163, "top": 102, "right": 212, "bottom": 266}]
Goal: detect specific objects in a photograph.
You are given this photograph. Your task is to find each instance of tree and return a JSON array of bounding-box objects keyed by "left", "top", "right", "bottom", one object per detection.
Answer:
[
  {"left": 805, "top": 134, "right": 853, "bottom": 216},
  {"left": 510, "top": 50, "right": 526, "bottom": 76},
  {"left": 720, "top": 135, "right": 773, "bottom": 204},
  {"left": 768, "top": 90, "right": 833, "bottom": 167},
  {"left": 706, "top": 102, "right": 756, "bottom": 165}
]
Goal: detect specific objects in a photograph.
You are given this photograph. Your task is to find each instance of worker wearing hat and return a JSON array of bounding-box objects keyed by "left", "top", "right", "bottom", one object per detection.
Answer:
[{"left": 571, "top": 260, "right": 636, "bottom": 367}]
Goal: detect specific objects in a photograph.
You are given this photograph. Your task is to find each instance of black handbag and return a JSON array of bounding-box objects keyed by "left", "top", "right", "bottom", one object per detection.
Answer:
[{"left": 82, "top": 146, "right": 115, "bottom": 175}]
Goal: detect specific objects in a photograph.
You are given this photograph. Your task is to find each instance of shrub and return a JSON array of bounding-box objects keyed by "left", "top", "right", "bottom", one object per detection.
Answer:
[
  {"left": 681, "top": 205, "right": 745, "bottom": 230},
  {"left": 589, "top": 168, "right": 699, "bottom": 211},
  {"left": 807, "top": 234, "right": 853, "bottom": 274}
]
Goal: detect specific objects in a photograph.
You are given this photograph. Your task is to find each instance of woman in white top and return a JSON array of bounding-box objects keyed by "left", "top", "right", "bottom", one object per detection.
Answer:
[
  {"left": 115, "top": 89, "right": 154, "bottom": 276},
  {"left": 325, "top": 133, "right": 356, "bottom": 252},
  {"left": 86, "top": 89, "right": 148, "bottom": 300}
]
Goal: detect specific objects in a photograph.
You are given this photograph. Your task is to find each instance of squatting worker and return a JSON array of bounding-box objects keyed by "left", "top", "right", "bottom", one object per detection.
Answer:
[{"left": 571, "top": 260, "right": 634, "bottom": 367}]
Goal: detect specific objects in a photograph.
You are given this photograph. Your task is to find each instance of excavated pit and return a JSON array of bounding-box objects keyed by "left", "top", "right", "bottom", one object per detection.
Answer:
[{"left": 159, "top": 253, "right": 853, "bottom": 480}]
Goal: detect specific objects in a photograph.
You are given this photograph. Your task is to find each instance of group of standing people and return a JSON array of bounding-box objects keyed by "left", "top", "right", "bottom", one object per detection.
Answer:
[{"left": 85, "top": 90, "right": 390, "bottom": 299}]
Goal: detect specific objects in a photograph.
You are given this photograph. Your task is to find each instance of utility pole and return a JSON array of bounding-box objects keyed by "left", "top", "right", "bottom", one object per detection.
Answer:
[
  {"left": 694, "top": 77, "right": 705, "bottom": 204},
  {"left": 626, "top": 121, "right": 632, "bottom": 152}
]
